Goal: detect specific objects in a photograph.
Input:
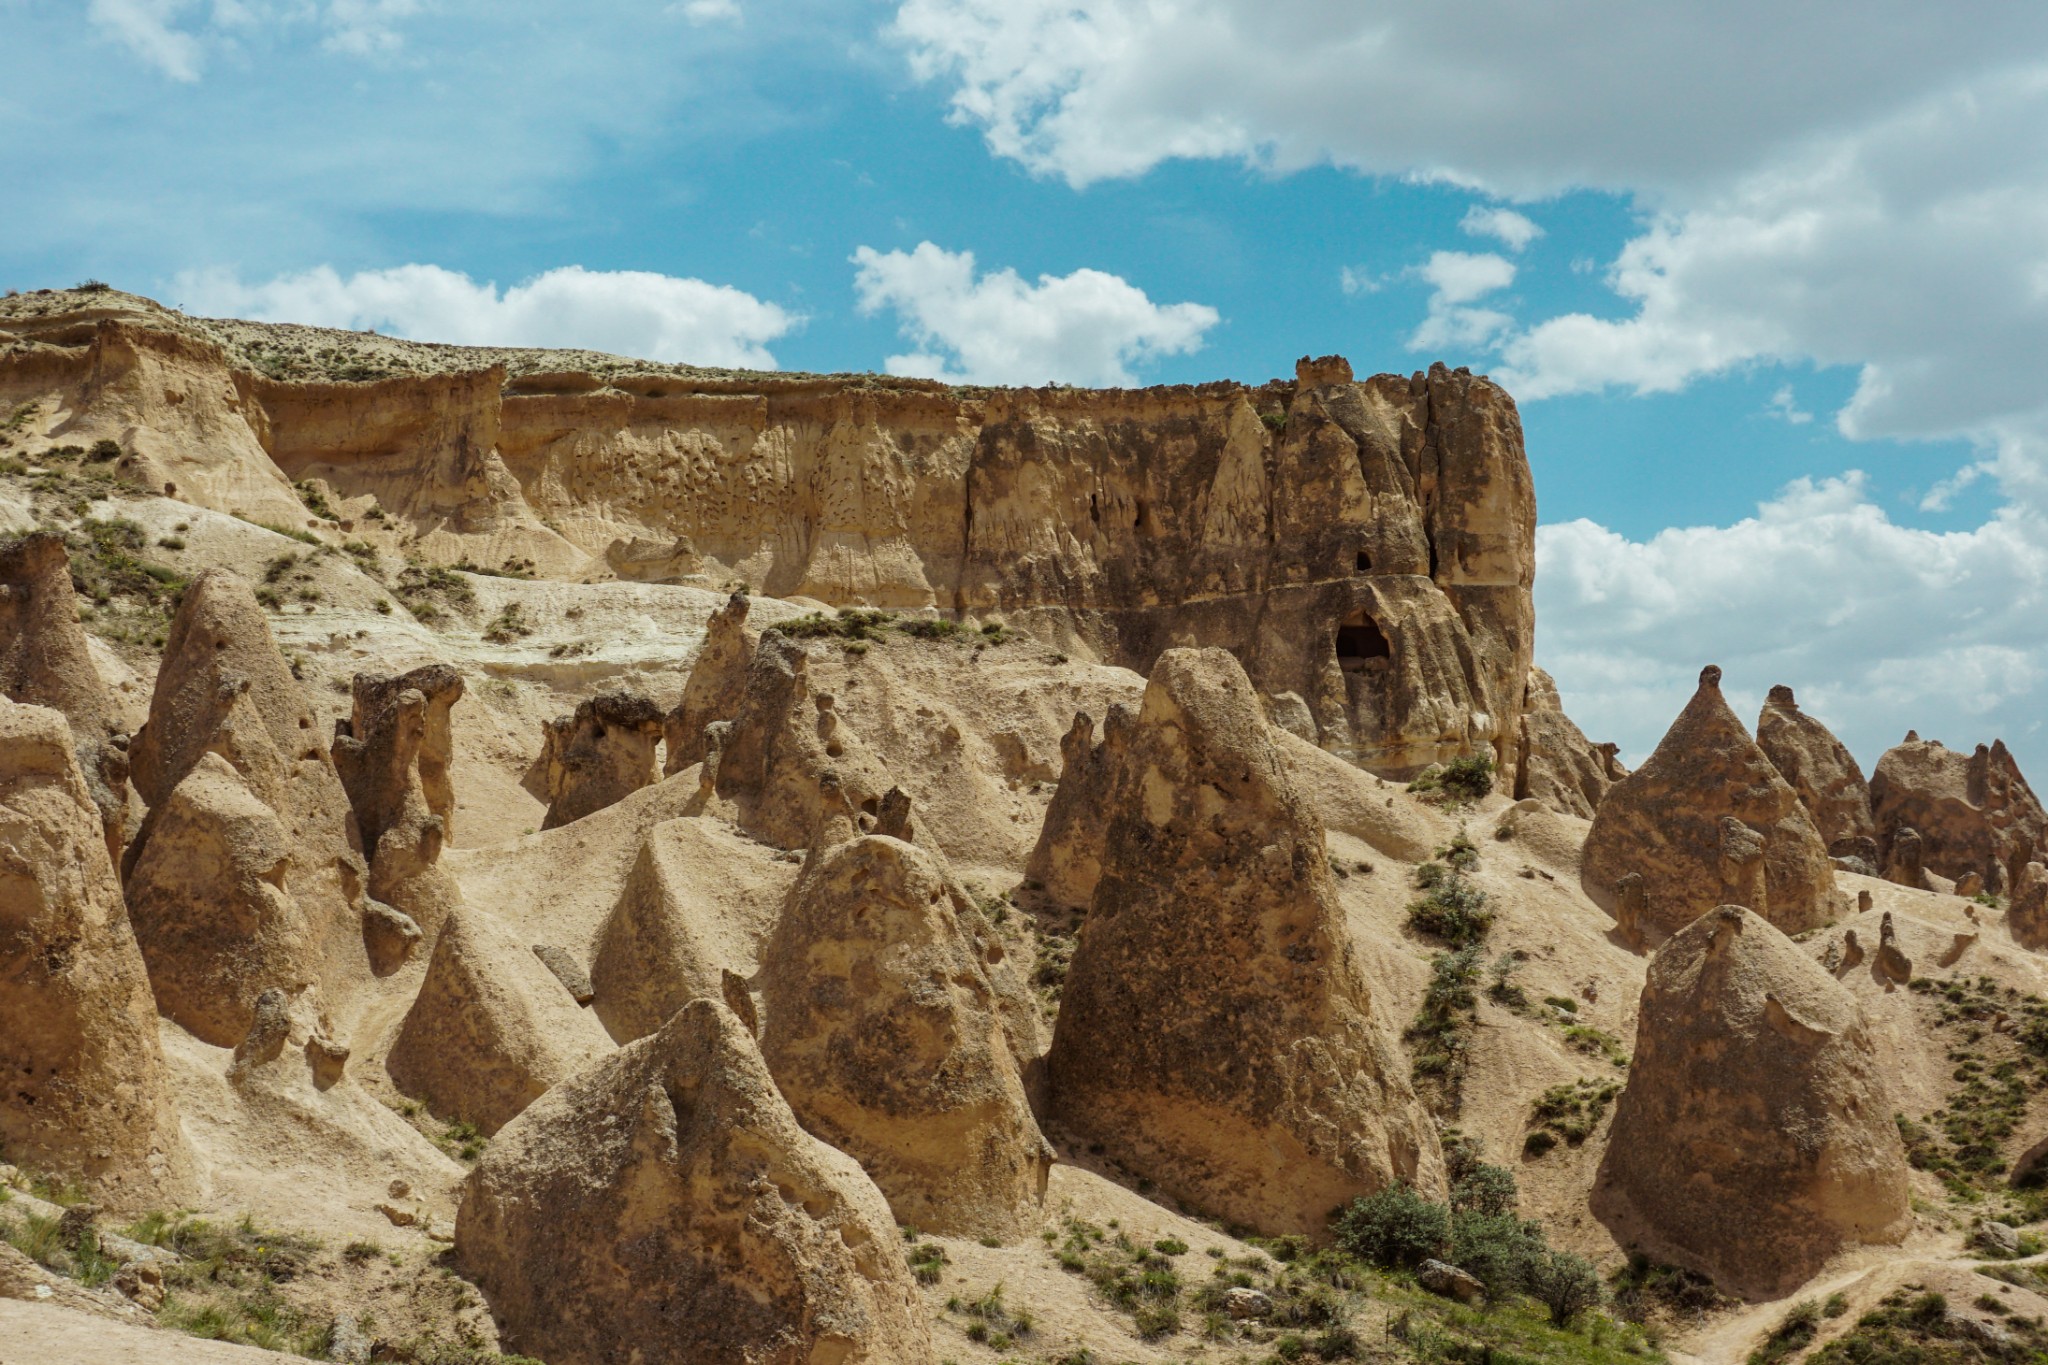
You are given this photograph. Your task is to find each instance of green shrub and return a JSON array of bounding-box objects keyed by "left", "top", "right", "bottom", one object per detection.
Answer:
[
  {"left": 1407, "top": 876, "right": 1493, "bottom": 947},
  {"left": 1526, "top": 1249, "right": 1604, "bottom": 1326},
  {"left": 1331, "top": 1184, "right": 1449, "bottom": 1269}
]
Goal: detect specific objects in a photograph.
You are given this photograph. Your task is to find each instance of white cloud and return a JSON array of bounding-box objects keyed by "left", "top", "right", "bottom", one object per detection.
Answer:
[
  {"left": 1537, "top": 474, "right": 2048, "bottom": 774},
  {"left": 322, "top": 0, "right": 421, "bottom": 56},
  {"left": 88, "top": 0, "right": 204, "bottom": 81},
  {"left": 849, "top": 242, "right": 1218, "bottom": 386},
  {"left": 1338, "top": 266, "right": 1380, "bottom": 296},
  {"left": 1461, "top": 205, "right": 1541, "bottom": 252},
  {"left": 1408, "top": 250, "right": 1514, "bottom": 352},
  {"left": 170, "top": 264, "right": 798, "bottom": 369},
  {"left": 675, "top": 0, "right": 741, "bottom": 24},
  {"left": 1766, "top": 385, "right": 1812, "bottom": 425}
]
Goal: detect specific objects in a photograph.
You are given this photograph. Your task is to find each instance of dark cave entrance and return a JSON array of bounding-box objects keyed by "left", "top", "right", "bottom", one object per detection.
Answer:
[
  {"left": 1356, "top": 550, "right": 1372, "bottom": 572},
  {"left": 1336, "top": 610, "right": 1392, "bottom": 669}
]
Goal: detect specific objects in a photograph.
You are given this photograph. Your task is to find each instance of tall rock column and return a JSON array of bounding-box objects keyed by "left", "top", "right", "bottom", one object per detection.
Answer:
[
  {"left": 1045, "top": 647, "right": 1442, "bottom": 1237},
  {"left": 1755, "top": 685, "right": 1875, "bottom": 856}
]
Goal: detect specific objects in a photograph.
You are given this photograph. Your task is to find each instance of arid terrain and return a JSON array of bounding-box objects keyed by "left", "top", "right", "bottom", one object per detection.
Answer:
[{"left": 6, "top": 284, "right": 2048, "bottom": 1365}]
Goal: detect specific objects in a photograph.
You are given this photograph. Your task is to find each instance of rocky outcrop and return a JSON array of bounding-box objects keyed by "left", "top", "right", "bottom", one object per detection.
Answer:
[
  {"left": 1755, "top": 685, "right": 1875, "bottom": 855},
  {"left": 1870, "top": 733, "right": 2048, "bottom": 895},
  {"left": 1514, "top": 665, "right": 1625, "bottom": 819},
  {"left": 0, "top": 532, "right": 129, "bottom": 859},
  {"left": 528, "top": 689, "right": 667, "bottom": 830},
  {"left": 1045, "top": 648, "right": 1443, "bottom": 1236},
  {"left": 333, "top": 666, "right": 463, "bottom": 937},
  {"left": 122, "top": 570, "right": 364, "bottom": 1040},
  {"left": 663, "top": 590, "right": 755, "bottom": 775},
  {"left": 1581, "top": 666, "right": 1841, "bottom": 942},
  {"left": 4, "top": 295, "right": 1540, "bottom": 787},
  {"left": 2010, "top": 862, "right": 2048, "bottom": 950},
  {"left": 1024, "top": 707, "right": 1132, "bottom": 912},
  {"left": 1597, "top": 905, "right": 1911, "bottom": 1298},
  {"left": 457, "top": 998, "right": 934, "bottom": 1365},
  {"left": 756, "top": 833, "right": 1050, "bottom": 1240},
  {"left": 385, "top": 909, "right": 614, "bottom": 1135},
  {"left": 0, "top": 697, "right": 190, "bottom": 1208}
]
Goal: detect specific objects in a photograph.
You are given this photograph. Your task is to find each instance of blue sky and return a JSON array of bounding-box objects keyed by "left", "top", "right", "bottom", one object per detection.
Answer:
[{"left": 8, "top": 0, "right": 2048, "bottom": 778}]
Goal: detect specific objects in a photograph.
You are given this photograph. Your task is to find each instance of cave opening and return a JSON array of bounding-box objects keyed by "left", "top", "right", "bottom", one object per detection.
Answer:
[
  {"left": 1336, "top": 610, "right": 1392, "bottom": 668},
  {"left": 1355, "top": 550, "right": 1372, "bottom": 572}
]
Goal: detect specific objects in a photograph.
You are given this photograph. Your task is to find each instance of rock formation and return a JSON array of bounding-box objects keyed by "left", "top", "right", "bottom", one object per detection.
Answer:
[
  {"left": 1581, "top": 666, "right": 1841, "bottom": 942},
  {"left": 663, "top": 590, "right": 755, "bottom": 775},
  {"left": 0, "top": 532, "right": 129, "bottom": 859},
  {"left": 1870, "top": 734, "right": 2048, "bottom": 895},
  {"left": 122, "top": 569, "right": 364, "bottom": 1041},
  {"left": 332, "top": 665, "right": 464, "bottom": 936},
  {"left": 385, "top": 908, "right": 614, "bottom": 1135},
  {"left": 756, "top": 833, "right": 1051, "bottom": 1240},
  {"left": 0, "top": 696, "right": 190, "bottom": 1208},
  {"left": 1514, "top": 665, "right": 1626, "bottom": 818},
  {"left": 1045, "top": 647, "right": 1443, "bottom": 1236},
  {"left": 1025, "top": 707, "right": 1133, "bottom": 912},
  {"left": 1755, "top": 685, "right": 1875, "bottom": 855},
  {"left": 457, "top": 999, "right": 934, "bottom": 1365},
  {"left": 1883, "top": 826, "right": 1931, "bottom": 890},
  {"left": 1597, "top": 905, "right": 1910, "bottom": 1298},
  {"left": 2013, "top": 862, "right": 2048, "bottom": 951},
  {"left": 528, "top": 688, "right": 667, "bottom": 830}
]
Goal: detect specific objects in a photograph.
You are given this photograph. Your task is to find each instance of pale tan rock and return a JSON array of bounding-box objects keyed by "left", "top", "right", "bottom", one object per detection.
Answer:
[
  {"left": 1597, "top": 905, "right": 1910, "bottom": 1299},
  {"left": 663, "top": 590, "right": 755, "bottom": 775},
  {"left": 756, "top": 833, "right": 1051, "bottom": 1240},
  {"left": 2011, "top": 862, "right": 2048, "bottom": 950},
  {"left": 333, "top": 665, "right": 465, "bottom": 938},
  {"left": 0, "top": 697, "right": 191, "bottom": 1209},
  {"left": 588, "top": 816, "right": 795, "bottom": 1045},
  {"left": 1756, "top": 685, "right": 1876, "bottom": 855},
  {"left": 457, "top": 998, "right": 935, "bottom": 1365},
  {"left": 1045, "top": 647, "right": 1444, "bottom": 1236},
  {"left": 1883, "top": 826, "right": 1931, "bottom": 890},
  {"left": 1870, "top": 733, "right": 2048, "bottom": 895},
  {"left": 386, "top": 909, "right": 614, "bottom": 1135},
  {"left": 528, "top": 689, "right": 666, "bottom": 830},
  {"left": 0, "top": 532, "right": 129, "bottom": 860},
  {"left": 604, "top": 534, "right": 703, "bottom": 585},
  {"left": 1514, "top": 665, "right": 1626, "bottom": 818},
  {"left": 123, "top": 569, "right": 365, "bottom": 1020},
  {"left": 1581, "top": 666, "right": 1841, "bottom": 942}
]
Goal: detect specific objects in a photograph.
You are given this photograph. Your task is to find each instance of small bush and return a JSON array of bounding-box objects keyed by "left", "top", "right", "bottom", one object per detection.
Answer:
[
  {"left": 1407, "top": 875, "right": 1493, "bottom": 947},
  {"left": 1526, "top": 1249, "right": 1604, "bottom": 1326},
  {"left": 1331, "top": 1184, "right": 1449, "bottom": 1269}
]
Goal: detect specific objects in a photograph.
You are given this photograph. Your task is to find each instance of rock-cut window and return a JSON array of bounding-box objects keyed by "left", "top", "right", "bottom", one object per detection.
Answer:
[{"left": 1336, "top": 609, "right": 1392, "bottom": 667}]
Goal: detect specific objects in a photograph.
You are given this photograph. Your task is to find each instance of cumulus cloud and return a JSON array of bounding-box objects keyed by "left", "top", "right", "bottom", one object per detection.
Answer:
[
  {"left": 1461, "top": 206, "right": 1542, "bottom": 252},
  {"left": 1538, "top": 474, "right": 2048, "bottom": 774},
  {"left": 849, "top": 242, "right": 1218, "bottom": 385},
  {"left": 171, "top": 264, "right": 798, "bottom": 369},
  {"left": 88, "top": 0, "right": 204, "bottom": 81},
  {"left": 1766, "top": 385, "right": 1812, "bottom": 426},
  {"left": 1408, "top": 251, "right": 1515, "bottom": 352}
]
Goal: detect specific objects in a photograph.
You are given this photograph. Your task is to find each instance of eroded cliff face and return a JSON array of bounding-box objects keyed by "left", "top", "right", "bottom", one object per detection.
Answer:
[{"left": 0, "top": 292, "right": 1536, "bottom": 779}]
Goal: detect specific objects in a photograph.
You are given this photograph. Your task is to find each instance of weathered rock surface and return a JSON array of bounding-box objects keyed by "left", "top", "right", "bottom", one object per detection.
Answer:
[
  {"left": 1045, "top": 647, "right": 1443, "bottom": 1236},
  {"left": 0, "top": 697, "right": 190, "bottom": 1208},
  {"left": 588, "top": 816, "right": 795, "bottom": 1046},
  {"left": 663, "top": 590, "right": 755, "bottom": 776},
  {"left": 1514, "top": 665, "right": 1625, "bottom": 819},
  {"left": 1870, "top": 733, "right": 2048, "bottom": 895},
  {"left": 1755, "top": 685, "right": 1876, "bottom": 855},
  {"left": 527, "top": 689, "right": 667, "bottom": 830},
  {"left": 121, "top": 570, "right": 369, "bottom": 1039},
  {"left": 1597, "top": 905, "right": 1910, "bottom": 1298},
  {"left": 0, "top": 532, "right": 129, "bottom": 858},
  {"left": 333, "top": 666, "right": 464, "bottom": 937},
  {"left": 756, "top": 833, "right": 1050, "bottom": 1240},
  {"left": 1581, "top": 666, "right": 1841, "bottom": 942},
  {"left": 457, "top": 998, "right": 934, "bottom": 1365},
  {"left": 386, "top": 909, "right": 614, "bottom": 1136}
]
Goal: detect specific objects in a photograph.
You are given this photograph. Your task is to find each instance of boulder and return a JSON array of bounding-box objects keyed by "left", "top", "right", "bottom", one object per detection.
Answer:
[
  {"left": 333, "top": 666, "right": 464, "bottom": 938},
  {"left": 756, "top": 833, "right": 1051, "bottom": 1240},
  {"left": 1045, "top": 647, "right": 1444, "bottom": 1236},
  {"left": 1581, "top": 666, "right": 1841, "bottom": 942},
  {"left": 0, "top": 532, "right": 129, "bottom": 860},
  {"left": 0, "top": 697, "right": 191, "bottom": 1208},
  {"left": 663, "top": 590, "right": 756, "bottom": 775},
  {"left": 1514, "top": 666, "right": 1626, "bottom": 819},
  {"left": 122, "top": 569, "right": 364, "bottom": 1017},
  {"left": 457, "top": 999, "right": 935, "bottom": 1365},
  {"left": 385, "top": 909, "right": 614, "bottom": 1135},
  {"left": 529, "top": 689, "right": 667, "bottom": 830},
  {"left": 1596, "top": 905, "right": 1910, "bottom": 1298},
  {"left": 1418, "top": 1259, "right": 1486, "bottom": 1304},
  {"left": 2011, "top": 862, "right": 2048, "bottom": 950},
  {"left": 1755, "top": 685, "right": 1876, "bottom": 855},
  {"left": 1870, "top": 733, "right": 2048, "bottom": 895}
]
